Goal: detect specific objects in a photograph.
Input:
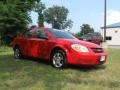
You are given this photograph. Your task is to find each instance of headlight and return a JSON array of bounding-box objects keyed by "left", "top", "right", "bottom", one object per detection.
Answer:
[{"left": 71, "top": 44, "right": 89, "bottom": 52}]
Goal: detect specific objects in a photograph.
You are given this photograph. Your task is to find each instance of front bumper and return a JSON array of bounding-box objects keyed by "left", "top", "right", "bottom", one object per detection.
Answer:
[{"left": 67, "top": 50, "right": 107, "bottom": 66}]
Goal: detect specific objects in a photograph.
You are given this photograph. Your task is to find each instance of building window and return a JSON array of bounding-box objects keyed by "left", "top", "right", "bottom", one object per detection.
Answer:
[
  {"left": 115, "top": 30, "right": 118, "bottom": 33},
  {"left": 106, "top": 36, "right": 112, "bottom": 40}
]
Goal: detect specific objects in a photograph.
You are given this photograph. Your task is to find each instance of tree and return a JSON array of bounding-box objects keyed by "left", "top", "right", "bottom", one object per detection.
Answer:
[
  {"left": 36, "top": 3, "right": 45, "bottom": 26},
  {"left": 0, "top": 0, "right": 43, "bottom": 44},
  {"left": 43, "top": 5, "right": 73, "bottom": 30},
  {"left": 80, "top": 24, "right": 94, "bottom": 35},
  {"left": 75, "top": 24, "right": 94, "bottom": 38}
]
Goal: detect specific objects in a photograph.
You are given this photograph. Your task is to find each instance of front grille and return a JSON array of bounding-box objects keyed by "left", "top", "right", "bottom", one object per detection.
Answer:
[{"left": 91, "top": 48, "right": 103, "bottom": 53}]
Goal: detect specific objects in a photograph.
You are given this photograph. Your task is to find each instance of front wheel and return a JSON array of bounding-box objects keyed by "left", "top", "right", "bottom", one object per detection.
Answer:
[{"left": 51, "top": 50, "right": 67, "bottom": 68}]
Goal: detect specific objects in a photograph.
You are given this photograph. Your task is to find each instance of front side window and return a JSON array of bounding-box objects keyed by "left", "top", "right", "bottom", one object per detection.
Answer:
[{"left": 35, "top": 29, "right": 47, "bottom": 38}]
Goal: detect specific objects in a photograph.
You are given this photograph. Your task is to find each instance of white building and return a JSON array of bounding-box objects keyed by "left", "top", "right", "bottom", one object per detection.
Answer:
[{"left": 101, "top": 22, "right": 120, "bottom": 48}]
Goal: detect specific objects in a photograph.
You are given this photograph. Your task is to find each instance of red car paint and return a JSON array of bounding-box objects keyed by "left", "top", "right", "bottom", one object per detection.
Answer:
[{"left": 12, "top": 27, "right": 107, "bottom": 66}]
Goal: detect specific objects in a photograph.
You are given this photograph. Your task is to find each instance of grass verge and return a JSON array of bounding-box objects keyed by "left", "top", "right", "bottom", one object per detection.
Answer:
[{"left": 0, "top": 46, "right": 120, "bottom": 90}]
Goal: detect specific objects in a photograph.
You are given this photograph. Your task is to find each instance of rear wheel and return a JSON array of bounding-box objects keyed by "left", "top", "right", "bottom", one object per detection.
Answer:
[
  {"left": 51, "top": 50, "right": 67, "bottom": 68},
  {"left": 14, "top": 47, "right": 22, "bottom": 59}
]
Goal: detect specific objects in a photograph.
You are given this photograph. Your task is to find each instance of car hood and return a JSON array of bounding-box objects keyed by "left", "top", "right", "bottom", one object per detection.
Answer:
[{"left": 57, "top": 38, "right": 102, "bottom": 48}]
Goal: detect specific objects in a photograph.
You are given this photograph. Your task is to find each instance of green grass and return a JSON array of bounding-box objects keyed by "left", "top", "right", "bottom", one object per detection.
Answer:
[{"left": 0, "top": 46, "right": 120, "bottom": 90}]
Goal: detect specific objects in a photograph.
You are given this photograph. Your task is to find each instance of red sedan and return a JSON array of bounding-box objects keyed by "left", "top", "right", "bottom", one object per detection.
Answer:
[{"left": 12, "top": 27, "right": 107, "bottom": 68}]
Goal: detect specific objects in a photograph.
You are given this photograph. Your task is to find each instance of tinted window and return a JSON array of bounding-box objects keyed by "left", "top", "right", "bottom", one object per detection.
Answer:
[
  {"left": 35, "top": 29, "right": 47, "bottom": 38},
  {"left": 93, "top": 33, "right": 101, "bottom": 37},
  {"left": 81, "top": 33, "right": 102, "bottom": 38},
  {"left": 106, "top": 36, "right": 112, "bottom": 40},
  {"left": 81, "top": 34, "right": 92, "bottom": 38},
  {"left": 24, "top": 31, "right": 32, "bottom": 38},
  {"left": 48, "top": 29, "right": 76, "bottom": 39}
]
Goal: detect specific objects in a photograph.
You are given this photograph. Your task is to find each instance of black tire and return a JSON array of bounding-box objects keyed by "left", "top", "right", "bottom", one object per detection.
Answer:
[
  {"left": 51, "top": 50, "right": 67, "bottom": 68},
  {"left": 14, "top": 47, "right": 22, "bottom": 59}
]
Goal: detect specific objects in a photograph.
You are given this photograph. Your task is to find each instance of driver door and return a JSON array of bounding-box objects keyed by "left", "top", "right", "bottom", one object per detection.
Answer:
[{"left": 28, "top": 29, "right": 48, "bottom": 58}]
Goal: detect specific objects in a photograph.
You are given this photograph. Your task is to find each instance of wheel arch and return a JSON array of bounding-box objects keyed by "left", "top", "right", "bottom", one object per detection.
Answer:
[
  {"left": 13, "top": 44, "right": 20, "bottom": 50},
  {"left": 50, "top": 45, "right": 71, "bottom": 63},
  {"left": 50, "top": 46, "right": 69, "bottom": 68},
  {"left": 50, "top": 46, "right": 67, "bottom": 60}
]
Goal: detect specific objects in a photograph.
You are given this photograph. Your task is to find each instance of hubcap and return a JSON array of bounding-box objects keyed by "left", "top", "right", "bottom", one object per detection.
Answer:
[
  {"left": 14, "top": 48, "right": 20, "bottom": 59},
  {"left": 53, "top": 52, "right": 64, "bottom": 68}
]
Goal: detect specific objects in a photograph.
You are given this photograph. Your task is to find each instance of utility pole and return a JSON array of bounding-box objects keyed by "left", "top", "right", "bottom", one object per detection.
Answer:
[{"left": 104, "top": 0, "right": 107, "bottom": 42}]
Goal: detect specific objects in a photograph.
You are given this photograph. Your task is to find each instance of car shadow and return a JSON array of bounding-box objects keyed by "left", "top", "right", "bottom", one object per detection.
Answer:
[
  {"left": 25, "top": 57, "right": 106, "bottom": 71},
  {"left": 68, "top": 64, "right": 106, "bottom": 72},
  {"left": 22, "top": 56, "right": 51, "bottom": 66}
]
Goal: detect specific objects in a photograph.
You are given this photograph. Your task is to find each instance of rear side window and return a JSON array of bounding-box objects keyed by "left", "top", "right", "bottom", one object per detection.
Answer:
[{"left": 24, "top": 31, "right": 32, "bottom": 38}]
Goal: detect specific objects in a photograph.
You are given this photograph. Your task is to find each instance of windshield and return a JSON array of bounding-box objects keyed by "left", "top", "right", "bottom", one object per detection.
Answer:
[
  {"left": 93, "top": 33, "right": 102, "bottom": 37},
  {"left": 48, "top": 29, "right": 76, "bottom": 39},
  {"left": 82, "top": 33, "right": 102, "bottom": 38},
  {"left": 81, "top": 34, "right": 92, "bottom": 38}
]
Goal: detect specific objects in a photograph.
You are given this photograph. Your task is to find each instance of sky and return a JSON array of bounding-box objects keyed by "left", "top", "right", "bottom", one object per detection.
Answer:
[{"left": 31, "top": 0, "right": 120, "bottom": 33}]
